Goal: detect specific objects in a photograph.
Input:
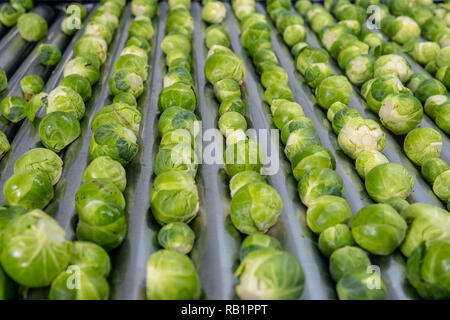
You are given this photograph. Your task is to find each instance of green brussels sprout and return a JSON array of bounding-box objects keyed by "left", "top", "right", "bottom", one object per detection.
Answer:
[
  {"left": 219, "top": 97, "right": 245, "bottom": 115},
  {"left": 89, "top": 123, "right": 139, "bottom": 165},
  {"left": 154, "top": 143, "right": 197, "bottom": 177},
  {"left": 290, "top": 42, "right": 308, "bottom": 59},
  {"left": 0, "top": 96, "right": 28, "bottom": 123},
  {"left": 332, "top": 108, "right": 362, "bottom": 135},
  {"left": 146, "top": 249, "right": 200, "bottom": 300},
  {"left": 295, "top": 46, "right": 328, "bottom": 75},
  {"left": 337, "top": 272, "right": 387, "bottom": 300},
  {"left": 83, "top": 156, "right": 127, "bottom": 192},
  {"left": 310, "top": 11, "right": 333, "bottom": 34},
  {"left": 121, "top": 45, "right": 148, "bottom": 60},
  {"left": 64, "top": 57, "right": 100, "bottom": 85},
  {"left": 91, "top": 10, "right": 119, "bottom": 30},
  {"left": 320, "top": 24, "right": 350, "bottom": 52},
  {"left": 338, "top": 20, "right": 360, "bottom": 36},
  {"left": 334, "top": 3, "right": 366, "bottom": 24},
  {"left": 49, "top": 267, "right": 109, "bottom": 300},
  {"left": 226, "top": 129, "right": 248, "bottom": 145},
  {"left": 425, "top": 60, "right": 439, "bottom": 75},
  {"left": 241, "top": 23, "right": 271, "bottom": 50},
  {"left": 283, "top": 23, "right": 306, "bottom": 47},
  {"left": 338, "top": 118, "right": 386, "bottom": 159},
  {"left": 403, "top": 127, "right": 442, "bottom": 166},
  {"left": 1, "top": 210, "right": 70, "bottom": 287},
  {"left": 329, "top": 246, "right": 371, "bottom": 283},
  {"left": 264, "top": 84, "right": 293, "bottom": 104},
  {"left": 150, "top": 171, "right": 199, "bottom": 225},
  {"left": 298, "top": 168, "right": 344, "bottom": 207},
  {"left": 407, "top": 72, "right": 429, "bottom": 95},
  {"left": 295, "top": 0, "right": 311, "bottom": 15},
  {"left": 337, "top": 44, "right": 369, "bottom": 70},
  {"left": 261, "top": 65, "right": 288, "bottom": 89},
  {"left": 355, "top": 150, "right": 389, "bottom": 179},
  {"left": 365, "top": 163, "right": 414, "bottom": 203},
  {"left": 0, "top": 68, "right": 7, "bottom": 92},
  {"left": 76, "top": 178, "right": 125, "bottom": 214},
  {"left": 114, "top": 54, "right": 148, "bottom": 81},
  {"left": 424, "top": 95, "right": 448, "bottom": 120},
  {"left": 284, "top": 127, "right": 320, "bottom": 162},
  {"left": 39, "top": 111, "right": 80, "bottom": 153},
  {"left": 109, "top": 71, "right": 144, "bottom": 98},
  {"left": 329, "top": 33, "right": 359, "bottom": 59},
  {"left": 271, "top": 99, "right": 304, "bottom": 130},
  {"left": 229, "top": 171, "right": 265, "bottom": 198},
  {"left": 406, "top": 238, "right": 450, "bottom": 300},
  {"left": 346, "top": 54, "right": 375, "bottom": 86},
  {"left": 3, "top": 172, "right": 53, "bottom": 209},
  {"left": 436, "top": 105, "right": 450, "bottom": 134},
  {"left": 60, "top": 15, "right": 81, "bottom": 36},
  {"left": 162, "top": 34, "right": 191, "bottom": 56},
  {"left": 306, "top": 195, "right": 352, "bottom": 234},
  {"left": 205, "top": 25, "right": 230, "bottom": 49},
  {"left": 318, "top": 224, "right": 355, "bottom": 257},
  {"left": 20, "top": 75, "right": 44, "bottom": 101},
  {"left": 316, "top": 76, "right": 352, "bottom": 110},
  {"left": 235, "top": 5, "right": 254, "bottom": 21},
  {"left": 436, "top": 65, "right": 450, "bottom": 89},
  {"left": 433, "top": 170, "right": 450, "bottom": 202},
  {"left": 37, "top": 44, "right": 62, "bottom": 67},
  {"left": 224, "top": 139, "right": 265, "bottom": 177},
  {"left": 17, "top": 13, "right": 48, "bottom": 42},
  {"left": 280, "top": 117, "right": 314, "bottom": 144},
  {"left": 0, "top": 132, "right": 10, "bottom": 160},
  {"left": 218, "top": 112, "right": 247, "bottom": 136},
  {"left": 14, "top": 148, "right": 62, "bottom": 186},
  {"left": 436, "top": 46, "right": 450, "bottom": 68},
  {"left": 60, "top": 75, "right": 92, "bottom": 102},
  {"left": 415, "top": 79, "right": 447, "bottom": 104},
  {"left": 0, "top": 205, "right": 29, "bottom": 253},
  {"left": 47, "top": 86, "right": 85, "bottom": 120},
  {"left": 132, "top": 0, "right": 158, "bottom": 18},
  {"left": 85, "top": 22, "right": 114, "bottom": 44},
  {"left": 366, "top": 75, "right": 410, "bottom": 113},
  {"left": 421, "top": 158, "right": 449, "bottom": 185},
  {"left": 378, "top": 93, "right": 423, "bottom": 135},
  {"left": 374, "top": 55, "right": 412, "bottom": 83},
  {"left": 168, "top": 0, "right": 191, "bottom": 10},
  {"left": 239, "top": 234, "right": 281, "bottom": 261},
  {"left": 410, "top": 42, "right": 440, "bottom": 66},
  {"left": 26, "top": 91, "right": 47, "bottom": 120},
  {"left": 351, "top": 204, "right": 407, "bottom": 255},
  {"left": 400, "top": 203, "right": 450, "bottom": 257},
  {"left": 126, "top": 36, "right": 151, "bottom": 53},
  {"left": 158, "top": 82, "right": 198, "bottom": 112},
  {"left": 163, "top": 67, "right": 193, "bottom": 88},
  {"left": 113, "top": 92, "right": 137, "bottom": 106},
  {"left": 158, "top": 106, "right": 197, "bottom": 136},
  {"left": 304, "top": 63, "right": 334, "bottom": 88},
  {"left": 383, "top": 196, "right": 409, "bottom": 214},
  {"left": 363, "top": 33, "right": 383, "bottom": 48},
  {"left": 129, "top": 17, "right": 154, "bottom": 41},
  {"left": 74, "top": 35, "right": 108, "bottom": 63},
  {"left": 391, "top": 16, "right": 420, "bottom": 44},
  {"left": 92, "top": 103, "right": 141, "bottom": 136},
  {"left": 202, "top": 1, "right": 226, "bottom": 24},
  {"left": 327, "top": 101, "right": 347, "bottom": 122},
  {"left": 69, "top": 241, "right": 111, "bottom": 277},
  {"left": 165, "top": 50, "right": 191, "bottom": 67},
  {"left": 214, "top": 79, "right": 241, "bottom": 102},
  {"left": 230, "top": 182, "right": 282, "bottom": 234},
  {"left": 157, "top": 222, "right": 195, "bottom": 254},
  {"left": 166, "top": 7, "right": 194, "bottom": 38},
  {"left": 160, "top": 129, "right": 193, "bottom": 148},
  {"left": 235, "top": 249, "right": 304, "bottom": 300},
  {"left": 0, "top": 4, "right": 24, "bottom": 27}
]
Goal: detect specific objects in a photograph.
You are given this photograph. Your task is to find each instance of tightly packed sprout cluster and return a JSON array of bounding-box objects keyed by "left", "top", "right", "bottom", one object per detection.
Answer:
[
  {"left": 293, "top": 0, "right": 450, "bottom": 299},
  {"left": 147, "top": 0, "right": 201, "bottom": 301}
]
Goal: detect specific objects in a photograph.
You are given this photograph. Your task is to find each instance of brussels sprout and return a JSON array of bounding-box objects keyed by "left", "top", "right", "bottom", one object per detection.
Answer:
[
  {"left": 158, "top": 82, "right": 198, "bottom": 112},
  {"left": 214, "top": 79, "right": 241, "bottom": 102},
  {"left": 47, "top": 86, "right": 85, "bottom": 120},
  {"left": 113, "top": 92, "right": 137, "bottom": 106},
  {"left": 329, "top": 246, "right": 371, "bottom": 282},
  {"left": 224, "top": 139, "right": 264, "bottom": 177},
  {"left": 19, "top": 75, "right": 44, "bottom": 101},
  {"left": 146, "top": 249, "right": 200, "bottom": 300},
  {"left": 76, "top": 178, "right": 125, "bottom": 215},
  {"left": 85, "top": 22, "right": 114, "bottom": 44},
  {"left": 157, "top": 222, "right": 195, "bottom": 254},
  {"left": 219, "top": 97, "right": 245, "bottom": 115},
  {"left": 235, "top": 4, "right": 254, "bottom": 21},
  {"left": 345, "top": 54, "right": 375, "bottom": 86},
  {"left": 437, "top": 47, "right": 450, "bottom": 68},
  {"left": 271, "top": 99, "right": 304, "bottom": 130},
  {"left": 0, "top": 96, "right": 28, "bottom": 123},
  {"left": 367, "top": 75, "right": 410, "bottom": 113},
  {"left": 337, "top": 272, "right": 387, "bottom": 300},
  {"left": 162, "top": 34, "right": 191, "bottom": 56},
  {"left": 304, "top": 63, "right": 334, "bottom": 88},
  {"left": 202, "top": 1, "right": 226, "bottom": 24},
  {"left": 205, "top": 24, "right": 230, "bottom": 49},
  {"left": 49, "top": 267, "right": 109, "bottom": 300},
  {"left": 230, "top": 182, "right": 282, "bottom": 234},
  {"left": 226, "top": 129, "right": 247, "bottom": 145},
  {"left": 318, "top": 224, "right": 354, "bottom": 257},
  {"left": 0, "top": 131, "right": 10, "bottom": 160},
  {"left": 218, "top": 111, "right": 247, "bottom": 136},
  {"left": 121, "top": 45, "right": 148, "bottom": 60},
  {"left": 17, "top": 13, "right": 48, "bottom": 42},
  {"left": 241, "top": 23, "right": 271, "bottom": 50},
  {"left": 298, "top": 168, "right": 344, "bottom": 207},
  {"left": 83, "top": 156, "right": 126, "bottom": 192},
  {"left": 290, "top": 42, "right": 308, "bottom": 59},
  {"left": 284, "top": 127, "right": 320, "bottom": 162},
  {"left": 436, "top": 65, "right": 450, "bottom": 89},
  {"left": 365, "top": 163, "right": 414, "bottom": 203},
  {"left": 391, "top": 16, "right": 420, "bottom": 44},
  {"left": 306, "top": 195, "right": 352, "bottom": 234},
  {"left": 132, "top": 0, "right": 158, "bottom": 18},
  {"left": 60, "top": 75, "right": 91, "bottom": 102},
  {"left": 310, "top": 11, "right": 333, "bottom": 34},
  {"left": 383, "top": 197, "right": 409, "bottom": 214},
  {"left": 168, "top": 0, "right": 191, "bottom": 10},
  {"left": 70, "top": 241, "right": 111, "bottom": 277},
  {"left": 332, "top": 108, "right": 362, "bottom": 135},
  {"left": 14, "top": 148, "right": 62, "bottom": 186},
  {"left": 407, "top": 72, "right": 429, "bottom": 95},
  {"left": 163, "top": 67, "right": 193, "bottom": 88},
  {"left": 90, "top": 123, "right": 139, "bottom": 165},
  {"left": 283, "top": 23, "right": 306, "bottom": 47},
  {"left": 3, "top": 172, "right": 53, "bottom": 209},
  {"left": 154, "top": 143, "right": 197, "bottom": 177},
  {"left": 26, "top": 92, "right": 46, "bottom": 121},
  {"left": 74, "top": 35, "right": 108, "bottom": 64},
  {"left": 39, "top": 111, "right": 80, "bottom": 153},
  {"left": 150, "top": 171, "right": 199, "bottom": 225},
  {"left": 320, "top": 24, "right": 350, "bottom": 52},
  {"left": 326, "top": 102, "right": 346, "bottom": 123},
  {"left": 229, "top": 171, "right": 266, "bottom": 198},
  {"left": 235, "top": 249, "right": 304, "bottom": 300},
  {"left": 295, "top": 0, "right": 311, "bottom": 15},
  {"left": 363, "top": 33, "right": 383, "bottom": 48},
  {"left": 421, "top": 158, "right": 449, "bottom": 186},
  {"left": 166, "top": 7, "right": 194, "bottom": 37},
  {"left": 433, "top": 170, "right": 450, "bottom": 202},
  {"left": 126, "top": 36, "right": 151, "bottom": 53},
  {"left": 337, "top": 44, "right": 369, "bottom": 70},
  {"left": 410, "top": 42, "right": 440, "bottom": 66},
  {"left": 403, "top": 127, "right": 442, "bottom": 166},
  {"left": 355, "top": 150, "right": 389, "bottom": 179},
  {"left": 406, "top": 238, "right": 450, "bottom": 300},
  {"left": 64, "top": 57, "right": 100, "bottom": 85},
  {"left": 158, "top": 106, "right": 197, "bottom": 136},
  {"left": 295, "top": 46, "right": 328, "bottom": 75},
  {"left": 436, "top": 105, "right": 450, "bottom": 134},
  {"left": 264, "top": 84, "right": 293, "bottom": 104},
  {"left": 260, "top": 65, "right": 288, "bottom": 89},
  {"left": 280, "top": 118, "right": 314, "bottom": 145},
  {"left": 338, "top": 20, "right": 360, "bottom": 36},
  {"left": 374, "top": 55, "right": 412, "bottom": 83},
  {"left": 338, "top": 118, "right": 385, "bottom": 159},
  {"left": 129, "top": 17, "right": 154, "bottom": 41},
  {"left": 424, "top": 95, "right": 448, "bottom": 120},
  {"left": 316, "top": 76, "right": 352, "bottom": 110},
  {"left": 36, "top": 44, "right": 62, "bottom": 67},
  {"left": 1, "top": 210, "right": 70, "bottom": 287},
  {"left": 114, "top": 54, "right": 148, "bottom": 81},
  {"left": 160, "top": 129, "right": 194, "bottom": 148},
  {"left": 109, "top": 71, "right": 144, "bottom": 99},
  {"left": 351, "top": 204, "right": 407, "bottom": 255},
  {"left": 0, "top": 4, "right": 24, "bottom": 27},
  {"left": 92, "top": 103, "right": 141, "bottom": 136},
  {"left": 91, "top": 10, "right": 119, "bottom": 30},
  {"left": 415, "top": 79, "right": 447, "bottom": 104},
  {"left": 239, "top": 234, "right": 281, "bottom": 261}
]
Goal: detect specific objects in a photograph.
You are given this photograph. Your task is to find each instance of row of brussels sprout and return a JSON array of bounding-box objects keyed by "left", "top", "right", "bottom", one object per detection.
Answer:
[
  {"left": 290, "top": 0, "right": 450, "bottom": 299},
  {"left": 146, "top": 0, "right": 202, "bottom": 301},
  {"left": 0, "top": 0, "right": 128, "bottom": 300},
  {"left": 203, "top": 0, "right": 307, "bottom": 300}
]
